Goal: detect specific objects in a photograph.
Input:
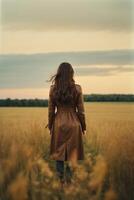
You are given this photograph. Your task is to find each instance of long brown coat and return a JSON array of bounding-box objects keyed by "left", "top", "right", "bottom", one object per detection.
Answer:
[{"left": 47, "top": 84, "right": 86, "bottom": 161}]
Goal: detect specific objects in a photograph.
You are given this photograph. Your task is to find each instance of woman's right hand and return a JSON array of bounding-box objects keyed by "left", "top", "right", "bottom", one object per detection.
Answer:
[
  {"left": 45, "top": 124, "right": 51, "bottom": 135},
  {"left": 83, "top": 130, "right": 87, "bottom": 135}
]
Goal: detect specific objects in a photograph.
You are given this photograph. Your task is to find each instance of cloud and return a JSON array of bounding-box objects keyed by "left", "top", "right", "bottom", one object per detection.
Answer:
[
  {"left": 76, "top": 66, "right": 134, "bottom": 76},
  {"left": 0, "top": 49, "right": 134, "bottom": 88},
  {"left": 2, "top": 0, "right": 134, "bottom": 32},
  {"left": 1, "top": 49, "right": 134, "bottom": 66}
]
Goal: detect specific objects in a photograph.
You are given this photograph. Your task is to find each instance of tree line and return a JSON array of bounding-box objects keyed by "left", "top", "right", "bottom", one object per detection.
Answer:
[{"left": 0, "top": 94, "right": 134, "bottom": 107}]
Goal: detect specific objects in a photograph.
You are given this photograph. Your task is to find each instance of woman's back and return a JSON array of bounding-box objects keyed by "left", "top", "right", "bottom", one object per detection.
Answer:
[
  {"left": 50, "top": 83, "right": 81, "bottom": 108},
  {"left": 48, "top": 82, "right": 86, "bottom": 161}
]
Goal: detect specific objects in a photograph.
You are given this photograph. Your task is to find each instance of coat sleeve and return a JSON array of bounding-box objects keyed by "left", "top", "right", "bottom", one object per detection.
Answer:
[
  {"left": 48, "top": 85, "right": 56, "bottom": 130},
  {"left": 76, "top": 85, "right": 86, "bottom": 132}
]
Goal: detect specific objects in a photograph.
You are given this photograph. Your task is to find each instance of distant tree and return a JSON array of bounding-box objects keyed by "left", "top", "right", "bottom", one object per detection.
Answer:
[{"left": 0, "top": 94, "right": 134, "bottom": 107}]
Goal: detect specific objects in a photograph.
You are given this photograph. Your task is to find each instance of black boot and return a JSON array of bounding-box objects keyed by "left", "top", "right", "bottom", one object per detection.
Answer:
[
  {"left": 56, "top": 161, "right": 65, "bottom": 188},
  {"left": 65, "top": 163, "right": 73, "bottom": 184}
]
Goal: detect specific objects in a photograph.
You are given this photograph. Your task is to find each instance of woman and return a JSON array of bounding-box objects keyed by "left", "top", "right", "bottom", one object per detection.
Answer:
[{"left": 46, "top": 62, "right": 86, "bottom": 187}]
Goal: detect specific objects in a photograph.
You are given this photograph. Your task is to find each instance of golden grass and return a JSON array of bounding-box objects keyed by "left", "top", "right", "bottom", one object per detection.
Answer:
[{"left": 0, "top": 102, "right": 134, "bottom": 200}]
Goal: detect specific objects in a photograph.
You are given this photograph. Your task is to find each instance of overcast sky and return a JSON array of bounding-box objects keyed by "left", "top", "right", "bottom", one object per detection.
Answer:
[
  {"left": 1, "top": 0, "right": 134, "bottom": 32},
  {"left": 0, "top": 0, "right": 134, "bottom": 98}
]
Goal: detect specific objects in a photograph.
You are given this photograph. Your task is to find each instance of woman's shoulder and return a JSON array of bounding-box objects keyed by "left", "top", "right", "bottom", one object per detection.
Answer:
[
  {"left": 75, "top": 83, "right": 81, "bottom": 87},
  {"left": 50, "top": 83, "right": 82, "bottom": 92},
  {"left": 75, "top": 84, "right": 82, "bottom": 92}
]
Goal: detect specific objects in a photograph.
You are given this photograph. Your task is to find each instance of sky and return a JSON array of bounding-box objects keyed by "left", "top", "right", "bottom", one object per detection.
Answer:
[{"left": 0, "top": 0, "right": 134, "bottom": 99}]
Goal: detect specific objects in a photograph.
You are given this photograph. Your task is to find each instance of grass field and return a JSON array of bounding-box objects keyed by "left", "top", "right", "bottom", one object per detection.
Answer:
[{"left": 0, "top": 103, "right": 134, "bottom": 200}]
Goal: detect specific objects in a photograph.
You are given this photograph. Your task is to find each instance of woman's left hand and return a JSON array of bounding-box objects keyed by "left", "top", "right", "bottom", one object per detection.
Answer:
[{"left": 45, "top": 124, "right": 48, "bottom": 128}]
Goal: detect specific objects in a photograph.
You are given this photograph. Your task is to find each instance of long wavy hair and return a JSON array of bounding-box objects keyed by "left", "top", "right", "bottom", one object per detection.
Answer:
[{"left": 47, "top": 62, "right": 78, "bottom": 105}]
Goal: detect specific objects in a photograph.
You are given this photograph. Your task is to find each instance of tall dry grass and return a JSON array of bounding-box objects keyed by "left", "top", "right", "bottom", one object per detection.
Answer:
[{"left": 0, "top": 103, "right": 134, "bottom": 200}]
